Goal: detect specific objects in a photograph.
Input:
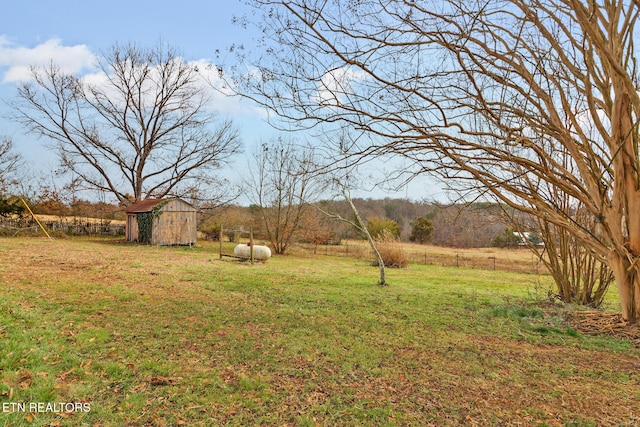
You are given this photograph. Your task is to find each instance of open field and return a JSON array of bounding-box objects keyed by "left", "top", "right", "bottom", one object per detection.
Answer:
[
  {"left": 293, "top": 240, "right": 546, "bottom": 275},
  {"left": 1, "top": 237, "right": 639, "bottom": 426},
  {"left": 32, "top": 215, "right": 126, "bottom": 225},
  {"left": 1, "top": 215, "right": 125, "bottom": 239}
]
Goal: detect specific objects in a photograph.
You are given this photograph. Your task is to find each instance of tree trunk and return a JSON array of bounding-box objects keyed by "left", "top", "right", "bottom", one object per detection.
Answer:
[
  {"left": 610, "top": 89, "right": 640, "bottom": 323},
  {"left": 369, "top": 235, "right": 387, "bottom": 287},
  {"left": 608, "top": 252, "right": 640, "bottom": 323},
  {"left": 343, "top": 189, "right": 387, "bottom": 286}
]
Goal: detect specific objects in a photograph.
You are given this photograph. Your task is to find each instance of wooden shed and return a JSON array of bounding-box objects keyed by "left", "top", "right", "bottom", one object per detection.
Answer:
[{"left": 125, "top": 198, "right": 197, "bottom": 246}]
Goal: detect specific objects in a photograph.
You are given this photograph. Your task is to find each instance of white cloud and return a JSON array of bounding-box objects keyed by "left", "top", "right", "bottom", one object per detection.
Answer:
[
  {"left": 0, "top": 36, "right": 96, "bottom": 83},
  {"left": 189, "top": 59, "right": 269, "bottom": 118},
  {"left": 0, "top": 37, "right": 268, "bottom": 122},
  {"left": 314, "top": 66, "right": 369, "bottom": 107}
]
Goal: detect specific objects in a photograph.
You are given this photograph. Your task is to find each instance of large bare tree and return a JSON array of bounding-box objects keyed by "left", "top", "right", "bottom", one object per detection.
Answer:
[
  {"left": 233, "top": 1, "right": 640, "bottom": 322},
  {"left": 13, "top": 43, "right": 241, "bottom": 205},
  {"left": 247, "top": 137, "right": 319, "bottom": 254}
]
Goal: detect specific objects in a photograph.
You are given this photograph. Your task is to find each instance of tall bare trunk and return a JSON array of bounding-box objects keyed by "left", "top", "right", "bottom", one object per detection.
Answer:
[
  {"left": 610, "top": 90, "right": 640, "bottom": 323},
  {"left": 609, "top": 252, "right": 640, "bottom": 323}
]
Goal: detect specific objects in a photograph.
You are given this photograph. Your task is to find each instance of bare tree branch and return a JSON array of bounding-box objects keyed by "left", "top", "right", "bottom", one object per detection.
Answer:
[
  {"left": 235, "top": 0, "right": 640, "bottom": 321},
  {"left": 12, "top": 43, "right": 242, "bottom": 205},
  {"left": 246, "top": 137, "right": 321, "bottom": 254},
  {"left": 0, "top": 136, "right": 22, "bottom": 193}
]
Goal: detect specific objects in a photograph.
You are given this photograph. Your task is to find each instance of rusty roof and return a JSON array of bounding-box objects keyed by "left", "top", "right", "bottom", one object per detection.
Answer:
[
  {"left": 125, "top": 198, "right": 198, "bottom": 213},
  {"left": 125, "top": 198, "right": 169, "bottom": 213}
]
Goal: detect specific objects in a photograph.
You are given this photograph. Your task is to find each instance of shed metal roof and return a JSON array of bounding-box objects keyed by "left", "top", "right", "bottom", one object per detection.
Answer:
[
  {"left": 125, "top": 199, "right": 170, "bottom": 213},
  {"left": 125, "top": 198, "right": 198, "bottom": 213}
]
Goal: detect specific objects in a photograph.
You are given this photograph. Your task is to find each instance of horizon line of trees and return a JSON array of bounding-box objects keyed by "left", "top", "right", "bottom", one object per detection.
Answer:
[{"left": 1, "top": 181, "right": 526, "bottom": 250}]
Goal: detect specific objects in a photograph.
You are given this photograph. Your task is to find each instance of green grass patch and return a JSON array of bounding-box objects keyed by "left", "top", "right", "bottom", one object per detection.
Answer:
[{"left": 0, "top": 237, "right": 638, "bottom": 425}]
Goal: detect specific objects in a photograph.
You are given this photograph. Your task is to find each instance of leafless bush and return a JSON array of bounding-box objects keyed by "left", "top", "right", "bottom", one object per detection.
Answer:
[{"left": 372, "top": 230, "right": 408, "bottom": 269}]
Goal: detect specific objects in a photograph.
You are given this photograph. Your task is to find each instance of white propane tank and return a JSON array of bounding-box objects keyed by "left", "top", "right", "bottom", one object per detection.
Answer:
[{"left": 233, "top": 243, "right": 272, "bottom": 261}]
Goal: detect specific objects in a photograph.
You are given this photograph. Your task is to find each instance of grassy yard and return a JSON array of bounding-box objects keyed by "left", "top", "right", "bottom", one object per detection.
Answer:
[{"left": 0, "top": 237, "right": 638, "bottom": 426}]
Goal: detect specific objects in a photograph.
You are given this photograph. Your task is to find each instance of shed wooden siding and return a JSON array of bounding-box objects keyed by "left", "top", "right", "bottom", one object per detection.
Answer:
[
  {"left": 126, "top": 214, "right": 139, "bottom": 242},
  {"left": 125, "top": 198, "right": 197, "bottom": 246}
]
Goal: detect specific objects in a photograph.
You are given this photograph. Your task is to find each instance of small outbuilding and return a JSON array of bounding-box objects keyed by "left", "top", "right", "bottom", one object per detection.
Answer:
[{"left": 125, "top": 198, "right": 197, "bottom": 246}]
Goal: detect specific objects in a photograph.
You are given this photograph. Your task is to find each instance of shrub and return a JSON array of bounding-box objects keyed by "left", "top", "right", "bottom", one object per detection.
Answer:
[
  {"left": 0, "top": 195, "right": 25, "bottom": 218},
  {"left": 366, "top": 216, "right": 401, "bottom": 239},
  {"left": 490, "top": 227, "right": 520, "bottom": 248},
  {"left": 409, "top": 216, "right": 434, "bottom": 244},
  {"left": 372, "top": 230, "right": 408, "bottom": 268},
  {"left": 198, "top": 220, "right": 221, "bottom": 241}
]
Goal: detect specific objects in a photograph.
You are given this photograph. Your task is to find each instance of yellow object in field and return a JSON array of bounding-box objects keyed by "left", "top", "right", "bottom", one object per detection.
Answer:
[{"left": 20, "top": 198, "right": 53, "bottom": 240}]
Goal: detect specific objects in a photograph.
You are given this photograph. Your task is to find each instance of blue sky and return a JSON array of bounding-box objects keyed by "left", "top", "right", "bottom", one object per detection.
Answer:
[
  {"left": 1, "top": 1, "right": 251, "bottom": 58},
  {"left": 0, "top": 0, "right": 441, "bottom": 203},
  {"left": 0, "top": 1, "right": 267, "bottom": 167}
]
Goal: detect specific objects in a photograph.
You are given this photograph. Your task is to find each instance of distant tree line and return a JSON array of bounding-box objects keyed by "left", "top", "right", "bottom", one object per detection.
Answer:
[{"left": 200, "top": 199, "right": 515, "bottom": 249}]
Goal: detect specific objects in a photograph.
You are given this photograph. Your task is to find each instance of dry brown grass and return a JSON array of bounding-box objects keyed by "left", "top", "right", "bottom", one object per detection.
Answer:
[
  {"left": 34, "top": 214, "right": 126, "bottom": 225},
  {"left": 295, "top": 239, "right": 545, "bottom": 274},
  {"left": 372, "top": 230, "right": 409, "bottom": 268}
]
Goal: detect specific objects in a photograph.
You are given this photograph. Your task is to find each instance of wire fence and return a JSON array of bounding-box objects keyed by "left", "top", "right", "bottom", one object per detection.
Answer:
[
  {"left": 294, "top": 241, "right": 547, "bottom": 275},
  {"left": 0, "top": 217, "right": 125, "bottom": 237}
]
